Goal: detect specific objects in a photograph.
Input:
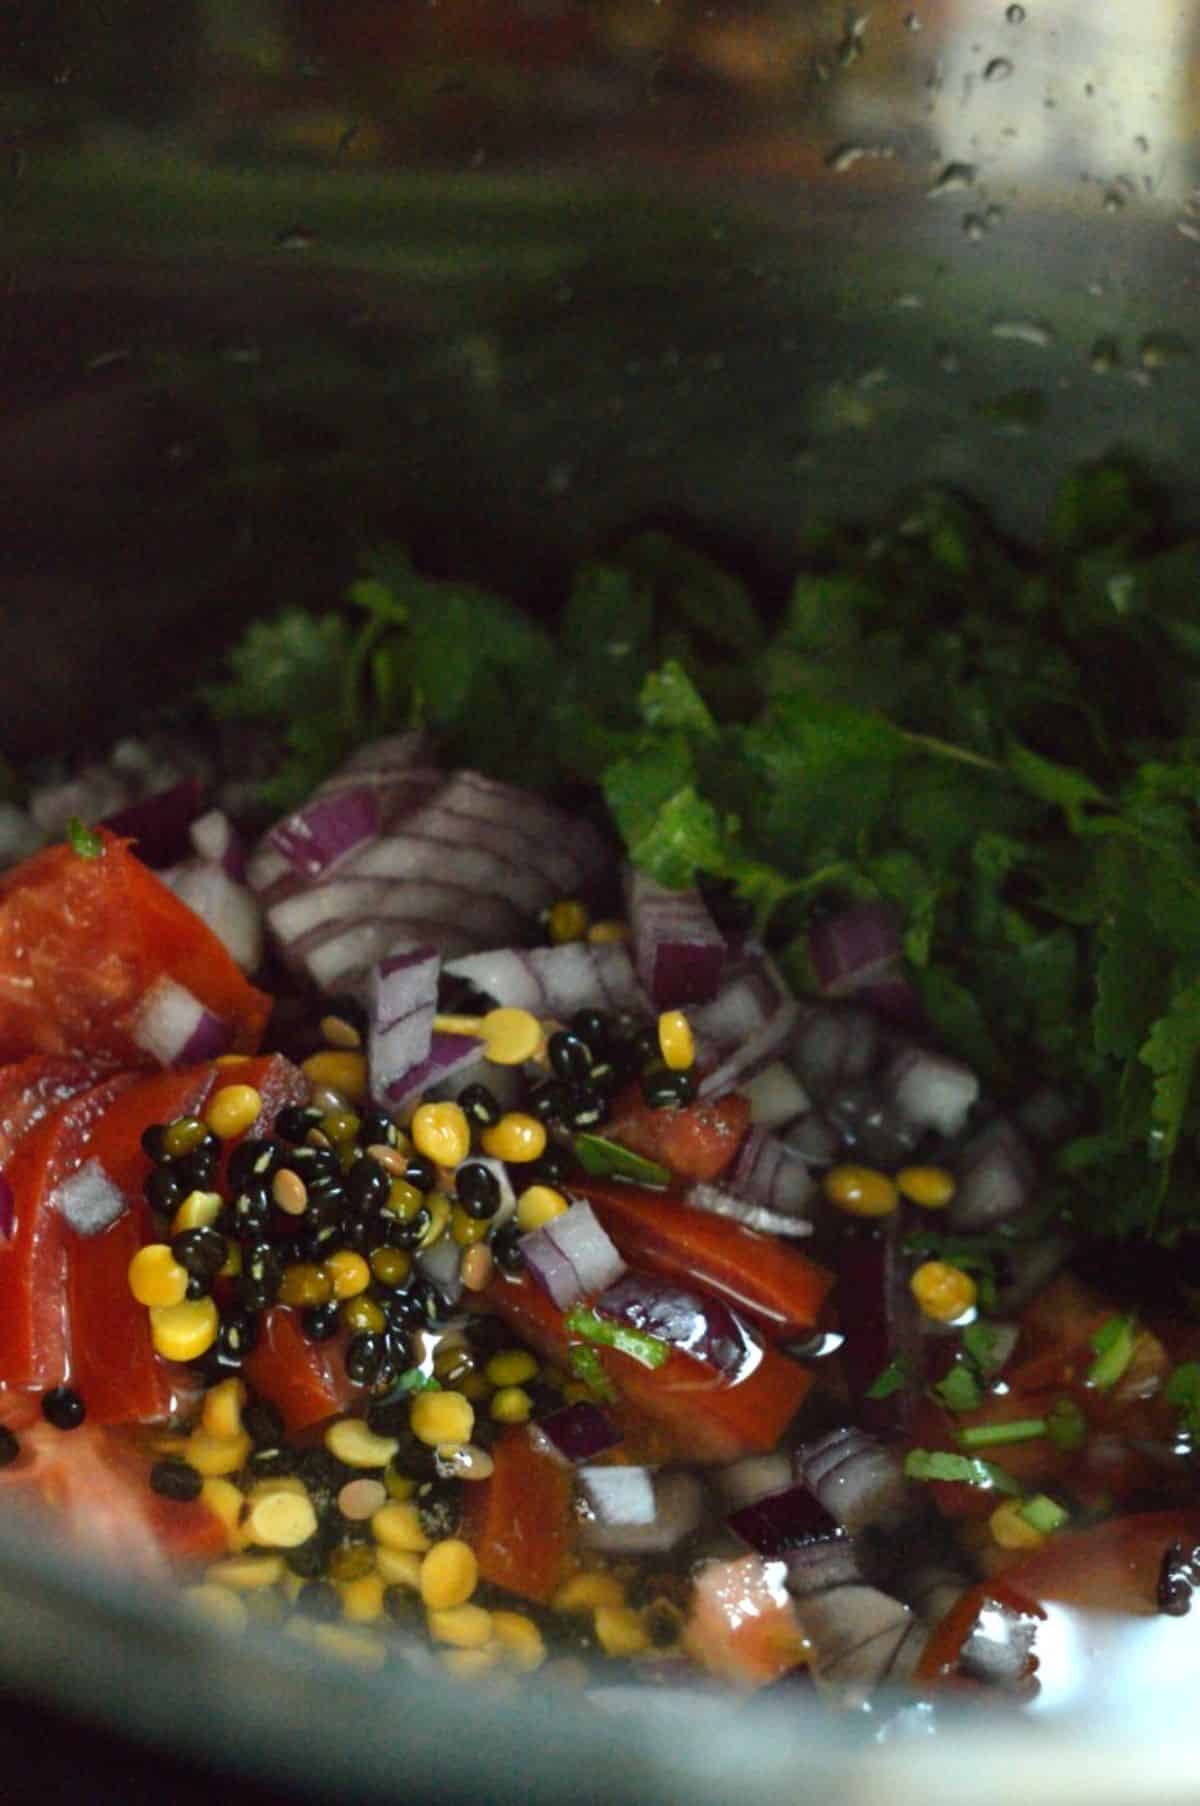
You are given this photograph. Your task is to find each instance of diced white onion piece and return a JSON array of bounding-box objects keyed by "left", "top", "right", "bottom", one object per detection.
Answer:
[
  {"left": 741, "top": 1061, "right": 811, "bottom": 1128},
  {"left": 795, "top": 1428, "right": 909, "bottom": 1535},
  {"left": 711, "top": 1451, "right": 796, "bottom": 1512},
  {"left": 51, "top": 1159, "right": 128, "bottom": 1236},
  {"left": 165, "top": 860, "right": 263, "bottom": 973},
  {"left": 132, "top": 978, "right": 232, "bottom": 1067},
  {"left": 578, "top": 1469, "right": 704, "bottom": 1553},
  {"left": 542, "top": 1202, "right": 626, "bottom": 1298},
  {"left": 415, "top": 1234, "right": 464, "bottom": 1307},
  {"left": 579, "top": 1465, "right": 657, "bottom": 1526},
  {"left": 885, "top": 1047, "right": 980, "bottom": 1138},
  {"left": 726, "top": 1126, "right": 815, "bottom": 1219}
]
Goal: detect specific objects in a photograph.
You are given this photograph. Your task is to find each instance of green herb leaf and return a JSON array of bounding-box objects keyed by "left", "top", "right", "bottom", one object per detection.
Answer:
[
  {"left": 866, "top": 1354, "right": 912, "bottom": 1400},
  {"left": 564, "top": 1307, "right": 671, "bottom": 1370},
  {"left": 571, "top": 1134, "right": 670, "bottom": 1188},
  {"left": 1086, "top": 1313, "right": 1138, "bottom": 1389},
  {"left": 567, "top": 1343, "right": 617, "bottom": 1404},
  {"left": 66, "top": 818, "right": 104, "bottom": 859},
  {"left": 1019, "top": 1493, "right": 1070, "bottom": 1533},
  {"left": 1046, "top": 1396, "right": 1088, "bottom": 1452},
  {"left": 903, "top": 1449, "right": 1022, "bottom": 1494},
  {"left": 958, "top": 1416, "right": 1047, "bottom": 1450},
  {"left": 1164, "top": 1361, "right": 1200, "bottom": 1437},
  {"left": 934, "top": 1362, "right": 985, "bottom": 1414}
]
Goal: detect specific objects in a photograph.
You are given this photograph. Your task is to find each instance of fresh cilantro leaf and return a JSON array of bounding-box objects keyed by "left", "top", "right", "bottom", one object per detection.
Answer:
[
  {"left": 903, "top": 1449, "right": 1022, "bottom": 1494},
  {"left": 564, "top": 1307, "right": 671, "bottom": 1370},
  {"left": 961, "top": 1319, "right": 1006, "bottom": 1374},
  {"left": 618, "top": 531, "right": 763, "bottom": 657},
  {"left": 1005, "top": 738, "right": 1108, "bottom": 829},
  {"left": 1086, "top": 1313, "right": 1138, "bottom": 1389},
  {"left": 639, "top": 661, "right": 717, "bottom": 738},
  {"left": 572, "top": 1134, "right": 670, "bottom": 1188},
  {"left": 933, "top": 1362, "right": 984, "bottom": 1413},
  {"left": 1140, "top": 982, "right": 1200, "bottom": 1194},
  {"left": 1046, "top": 1396, "right": 1088, "bottom": 1452},
  {"left": 866, "top": 1354, "right": 912, "bottom": 1399},
  {"left": 566, "top": 1343, "right": 617, "bottom": 1403},
  {"left": 206, "top": 608, "right": 350, "bottom": 726},
  {"left": 1164, "top": 1362, "right": 1200, "bottom": 1437},
  {"left": 66, "top": 818, "right": 103, "bottom": 859}
]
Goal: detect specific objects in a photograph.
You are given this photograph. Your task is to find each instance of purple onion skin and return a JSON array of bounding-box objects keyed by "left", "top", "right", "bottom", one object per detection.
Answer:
[
  {"left": 727, "top": 1485, "right": 842, "bottom": 1559},
  {"left": 650, "top": 941, "right": 727, "bottom": 1009},
  {"left": 539, "top": 1402, "right": 622, "bottom": 1463},
  {"left": 178, "top": 1010, "right": 235, "bottom": 1066},
  {"left": 103, "top": 778, "right": 204, "bottom": 871},
  {"left": 808, "top": 902, "right": 901, "bottom": 994},
  {"left": 834, "top": 1220, "right": 921, "bottom": 1437}
]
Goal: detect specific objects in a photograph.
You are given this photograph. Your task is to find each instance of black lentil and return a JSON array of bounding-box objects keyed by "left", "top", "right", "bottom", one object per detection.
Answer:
[
  {"left": 170, "top": 1140, "right": 221, "bottom": 1191},
  {"left": 641, "top": 1068, "right": 697, "bottom": 1109},
  {"left": 243, "top": 1397, "right": 285, "bottom": 1447},
  {"left": 344, "top": 1332, "right": 389, "bottom": 1387},
  {"left": 548, "top": 1031, "right": 593, "bottom": 1084},
  {"left": 302, "top": 1300, "right": 342, "bottom": 1342},
  {"left": 527, "top": 1078, "right": 570, "bottom": 1125},
  {"left": 275, "top": 1105, "right": 324, "bottom": 1145},
  {"left": 376, "top": 1428, "right": 438, "bottom": 1482},
  {"left": 0, "top": 1426, "right": 19, "bottom": 1469},
  {"left": 524, "top": 1144, "right": 576, "bottom": 1189},
  {"left": 230, "top": 1184, "right": 273, "bottom": 1239},
  {"left": 140, "top": 1123, "right": 169, "bottom": 1163},
  {"left": 150, "top": 1459, "right": 204, "bottom": 1502},
  {"left": 1157, "top": 1540, "right": 1197, "bottom": 1616},
  {"left": 415, "top": 1478, "right": 464, "bottom": 1541},
  {"left": 171, "top": 1225, "right": 228, "bottom": 1281},
  {"left": 563, "top": 1085, "right": 606, "bottom": 1130},
  {"left": 285, "top": 1535, "right": 332, "bottom": 1581},
  {"left": 185, "top": 1272, "right": 212, "bottom": 1301},
  {"left": 458, "top": 1083, "right": 503, "bottom": 1128},
  {"left": 344, "top": 1155, "right": 390, "bottom": 1216},
  {"left": 41, "top": 1387, "right": 86, "bottom": 1430},
  {"left": 377, "top": 1207, "right": 432, "bottom": 1251},
  {"left": 383, "top": 1584, "right": 423, "bottom": 1625},
  {"left": 237, "top": 1240, "right": 284, "bottom": 1311},
  {"left": 403, "top": 1154, "right": 437, "bottom": 1194},
  {"left": 358, "top": 1107, "right": 402, "bottom": 1149},
  {"left": 144, "top": 1165, "right": 185, "bottom": 1216},
  {"left": 198, "top": 1310, "right": 259, "bottom": 1380},
  {"left": 227, "top": 1137, "right": 282, "bottom": 1192},
  {"left": 455, "top": 1161, "right": 502, "bottom": 1220},
  {"left": 245, "top": 1443, "right": 299, "bottom": 1481},
  {"left": 491, "top": 1223, "right": 526, "bottom": 1275},
  {"left": 570, "top": 1009, "right": 610, "bottom": 1054}
]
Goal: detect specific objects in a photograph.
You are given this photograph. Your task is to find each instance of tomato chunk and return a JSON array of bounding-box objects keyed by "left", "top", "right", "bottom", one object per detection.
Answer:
[
  {"left": 606, "top": 1091, "right": 751, "bottom": 1183},
  {"left": 685, "top": 1553, "right": 809, "bottom": 1690},
  {"left": 461, "top": 1425, "right": 573, "bottom": 1603},
  {"left": 478, "top": 1270, "right": 814, "bottom": 1462},
  {"left": 0, "top": 829, "right": 270, "bottom": 1065},
  {"left": 570, "top": 1176, "right": 833, "bottom": 1341},
  {"left": 0, "top": 1056, "right": 116, "bottom": 1166},
  {"left": 243, "top": 1307, "right": 358, "bottom": 1433}
]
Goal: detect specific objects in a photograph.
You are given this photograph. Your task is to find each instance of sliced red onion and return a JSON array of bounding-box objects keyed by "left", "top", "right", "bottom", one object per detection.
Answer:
[
  {"left": 885, "top": 1045, "right": 980, "bottom": 1139},
  {"left": 777, "top": 1113, "right": 840, "bottom": 1169},
  {"left": 711, "top": 1451, "right": 795, "bottom": 1513},
  {"left": 790, "top": 1004, "right": 881, "bottom": 1098},
  {"left": 304, "top": 919, "right": 480, "bottom": 992},
  {"left": 726, "top": 1126, "right": 816, "bottom": 1220},
  {"left": 692, "top": 952, "right": 799, "bottom": 1097},
  {"left": 785, "top": 1536, "right": 863, "bottom": 1600},
  {"left": 793, "top": 1583, "right": 923, "bottom": 1698},
  {"left": 102, "top": 777, "right": 205, "bottom": 870},
  {"left": 189, "top": 808, "right": 246, "bottom": 881},
  {"left": 0, "top": 1174, "right": 13, "bottom": 1241},
  {"left": 367, "top": 946, "right": 439, "bottom": 1102},
  {"left": 376, "top": 1031, "right": 483, "bottom": 1110},
  {"left": 132, "top": 978, "right": 232, "bottom": 1068},
  {"left": 949, "top": 1117, "right": 1035, "bottom": 1230},
  {"left": 415, "top": 1233, "right": 464, "bottom": 1307},
  {"left": 624, "top": 868, "right": 726, "bottom": 1007},
  {"left": 443, "top": 769, "right": 610, "bottom": 893},
  {"left": 521, "top": 1226, "right": 583, "bottom": 1309},
  {"left": 577, "top": 1468, "right": 703, "bottom": 1553},
  {"left": 808, "top": 901, "right": 901, "bottom": 996},
  {"left": 795, "top": 1427, "right": 910, "bottom": 1535},
  {"left": 442, "top": 947, "right": 545, "bottom": 1013},
  {"left": 686, "top": 1183, "right": 815, "bottom": 1239},
  {"left": 445, "top": 941, "right": 647, "bottom": 1020},
  {"left": 741, "top": 1061, "right": 811, "bottom": 1129},
  {"left": 595, "top": 1270, "right": 756, "bottom": 1379},
  {"left": 388, "top": 770, "right": 588, "bottom": 897},
  {"left": 834, "top": 1217, "right": 922, "bottom": 1435},
  {"left": 50, "top": 1158, "right": 127, "bottom": 1236},
  {"left": 852, "top": 973, "right": 924, "bottom": 1027},
  {"left": 532, "top": 1403, "right": 622, "bottom": 1465},
  {"left": 345, "top": 830, "right": 550, "bottom": 918},
  {"left": 269, "top": 877, "right": 525, "bottom": 953},
  {"left": 542, "top": 1202, "right": 626, "bottom": 1300},
  {"left": 164, "top": 860, "right": 263, "bottom": 973},
  {"left": 727, "top": 1484, "right": 841, "bottom": 1559},
  {"left": 264, "top": 785, "right": 381, "bottom": 884}
]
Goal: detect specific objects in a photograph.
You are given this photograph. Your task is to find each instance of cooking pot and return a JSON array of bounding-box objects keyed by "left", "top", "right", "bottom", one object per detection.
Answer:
[{"left": 1, "top": 2, "right": 1197, "bottom": 1797}]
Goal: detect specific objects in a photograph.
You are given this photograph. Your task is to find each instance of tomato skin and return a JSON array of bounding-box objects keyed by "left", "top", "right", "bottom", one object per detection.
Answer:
[
  {"left": 0, "top": 1056, "right": 117, "bottom": 1166},
  {"left": 570, "top": 1175, "right": 833, "bottom": 1340},
  {"left": 684, "top": 1553, "right": 809, "bottom": 1690},
  {"left": 460, "top": 1426, "right": 573, "bottom": 1604},
  {"left": 0, "top": 829, "right": 270, "bottom": 1066},
  {"left": 606, "top": 1091, "right": 751, "bottom": 1183},
  {"left": 478, "top": 1269, "right": 813, "bottom": 1463}
]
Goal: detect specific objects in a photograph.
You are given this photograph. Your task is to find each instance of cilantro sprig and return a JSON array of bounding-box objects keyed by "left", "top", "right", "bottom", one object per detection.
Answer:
[{"left": 208, "top": 459, "right": 1200, "bottom": 1242}]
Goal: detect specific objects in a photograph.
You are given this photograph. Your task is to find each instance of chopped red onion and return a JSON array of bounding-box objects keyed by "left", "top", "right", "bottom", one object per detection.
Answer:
[
  {"left": 579, "top": 1465, "right": 656, "bottom": 1526},
  {"left": 833, "top": 1215, "right": 922, "bottom": 1436},
  {"left": 189, "top": 808, "right": 246, "bottom": 881},
  {"left": 726, "top": 1126, "right": 816, "bottom": 1220},
  {"left": 102, "top": 777, "right": 205, "bottom": 870},
  {"left": 777, "top": 1113, "right": 840, "bottom": 1169},
  {"left": 446, "top": 942, "right": 647, "bottom": 1020},
  {"left": 790, "top": 1005, "right": 881, "bottom": 1097},
  {"left": 595, "top": 1270, "right": 756, "bottom": 1379},
  {"left": 415, "top": 1233, "right": 464, "bottom": 1307},
  {"left": 711, "top": 1451, "right": 795, "bottom": 1513},
  {"left": 949, "top": 1117, "right": 1035, "bottom": 1230},
  {"left": 686, "top": 1183, "right": 815, "bottom": 1239},
  {"left": 132, "top": 978, "right": 232, "bottom": 1068},
  {"left": 785, "top": 1536, "right": 863, "bottom": 1600},
  {"left": 795, "top": 1427, "right": 910, "bottom": 1535},
  {"left": 577, "top": 1468, "right": 703, "bottom": 1553},
  {"left": 808, "top": 902, "right": 901, "bottom": 996},
  {"left": 269, "top": 877, "right": 524, "bottom": 956},
  {"left": 532, "top": 1403, "right": 621, "bottom": 1465},
  {"left": 304, "top": 920, "right": 480, "bottom": 993},
  {"left": 0, "top": 1174, "right": 14, "bottom": 1241},
  {"left": 521, "top": 1226, "right": 582, "bottom": 1309},
  {"left": 885, "top": 1045, "right": 980, "bottom": 1138},
  {"left": 51, "top": 1158, "right": 127, "bottom": 1236},
  {"left": 376, "top": 1031, "right": 483, "bottom": 1110},
  {"left": 542, "top": 1202, "right": 627, "bottom": 1300},
  {"left": 367, "top": 946, "right": 439, "bottom": 1103},
  {"left": 791, "top": 1582, "right": 922, "bottom": 1697},
  {"left": 741, "top": 1061, "right": 811, "bottom": 1129},
  {"left": 624, "top": 868, "right": 726, "bottom": 1007},
  {"left": 727, "top": 1484, "right": 841, "bottom": 1559},
  {"left": 164, "top": 860, "right": 263, "bottom": 973},
  {"left": 265, "top": 785, "right": 381, "bottom": 884},
  {"left": 345, "top": 830, "right": 550, "bottom": 918},
  {"left": 692, "top": 950, "right": 799, "bottom": 1097}
]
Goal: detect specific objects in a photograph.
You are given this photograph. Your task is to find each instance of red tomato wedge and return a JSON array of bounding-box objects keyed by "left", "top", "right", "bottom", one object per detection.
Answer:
[
  {"left": 478, "top": 1270, "right": 814, "bottom": 1462},
  {"left": 569, "top": 1176, "right": 833, "bottom": 1341},
  {"left": 606, "top": 1092, "right": 751, "bottom": 1183},
  {"left": 0, "top": 1418, "right": 226, "bottom": 1576},
  {"left": 461, "top": 1425, "right": 574, "bottom": 1603},
  {"left": 684, "top": 1553, "right": 809, "bottom": 1690},
  {"left": 0, "top": 1073, "right": 140, "bottom": 1389},
  {"left": 243, "top": 1307, "right": 359, "bottom": 1434},
  {"left": 0, "top": 829, "right": 270, "bottom": 1065},
  {"left": 65, "top": 1064, "right": 220, "bottom": 1427},
  {"left": 919, "top": 1511, "right": 1200, "bottom": 1690},
  {"left": 0, "top": 1056, "right": 116, "bottom": 1166}
]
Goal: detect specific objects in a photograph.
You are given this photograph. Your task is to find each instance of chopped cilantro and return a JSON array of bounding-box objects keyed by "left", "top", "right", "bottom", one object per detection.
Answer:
[
  {"left": 934, "top": 1362, "right": 985, "bottom": 1414},
  {"left": 564, "top": 1307, "right": 671, "bottom": 1370},
  {"left": 571, "top": 1134, "right": 670, "bottom": 1188},
  {"left": 1019, "top": 1493, "right": 1070, "bottom": 1533},
  {"left": 566, "top": 1343, "right": 617, "bottom": 1403},
  {"left": 865, "top": 1354, "right": 912, "bottom": 1399},
  {"left": 1165, "top": 1361, "right": 1200, "bottom": 1438},
  {"left": 1046, "top": 1396, "right": 1088, "bottom": 1452},
  {"left": 903, "top": 1449, "right": 1022, "bottom": 1494},
  {"left": 1086, "top": 1313, "right": 1138, "bottom": 1390},
  {"left": 65, "top": 818, "right": 103, "bottom": 859},
  {"left": 958, "top": 1416, "right": 1047, "bottom": 1450}
]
